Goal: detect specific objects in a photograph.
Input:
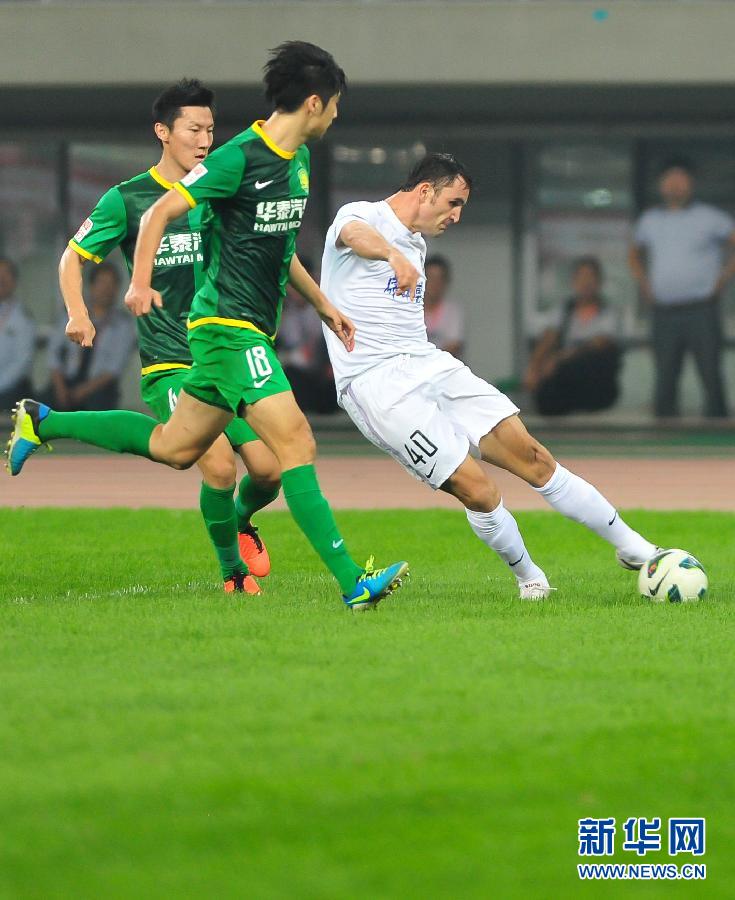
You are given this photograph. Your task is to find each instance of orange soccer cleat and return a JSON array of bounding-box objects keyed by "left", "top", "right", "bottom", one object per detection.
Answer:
[
  {"left": 238, "top": 524, "right": 271, "bottom": 578},
  {"left": 223, "top": 571, "right": 262, "bottom": 595}
]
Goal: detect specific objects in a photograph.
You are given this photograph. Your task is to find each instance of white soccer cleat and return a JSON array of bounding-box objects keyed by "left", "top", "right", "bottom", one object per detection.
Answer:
[
  {"left": 518, "top": 577, "right": 553, "bottom": 601},
  {"left": 616, "top": 547, "right": 662, "bottom": 572}
]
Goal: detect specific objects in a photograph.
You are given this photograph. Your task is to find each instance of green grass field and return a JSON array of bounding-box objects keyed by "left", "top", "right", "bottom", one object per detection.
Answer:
[{"left": 1, "top": 508, "right": 733, "bottom": 898}]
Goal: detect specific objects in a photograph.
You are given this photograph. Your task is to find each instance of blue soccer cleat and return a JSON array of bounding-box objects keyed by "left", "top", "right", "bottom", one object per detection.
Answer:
[
  {"left": 342, "top": 555, "right": 409, "bottom": 611},
  {"left": 5, "top": 399, "right": 51, "bottom": 476}
]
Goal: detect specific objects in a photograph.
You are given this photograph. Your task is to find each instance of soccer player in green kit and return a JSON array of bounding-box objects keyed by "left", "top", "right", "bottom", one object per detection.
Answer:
[
  {"left": 8, "top": 43, "right": 408, "bottom": 609},
  {"left": 55, "top": 80, "right": 280, "bottom": 594}
]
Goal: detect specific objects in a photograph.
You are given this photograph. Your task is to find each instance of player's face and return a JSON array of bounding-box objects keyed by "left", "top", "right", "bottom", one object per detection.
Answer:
[
  {"left": 419, "top": 178, "right": 470, "bottom": 237},
  {"left": 161, "top": 106, "right": 215, "bottom": 172},
  {"left": 306, "top": 93, "right": 341, "bottom": 139}
]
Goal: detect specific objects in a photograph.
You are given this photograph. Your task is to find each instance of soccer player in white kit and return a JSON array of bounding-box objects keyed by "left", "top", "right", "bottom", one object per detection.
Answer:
[{"left": 320, "top": 154, "right": 657, "bottom": 599}]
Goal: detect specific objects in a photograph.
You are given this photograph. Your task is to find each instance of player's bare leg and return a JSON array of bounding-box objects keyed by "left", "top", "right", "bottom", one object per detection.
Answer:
[
  {"left": 478, "top": 414, "right": 656, "bottom": 567},
  {"left": 233, "top": 438, "right": 281, "bottom": 577},
  {"left": 243, "top": 390, "right": 316, "bottom": 469},
  {"left": 197, "top": 434, "right": 238, "bottom": 489},
  {"left": 148, "top": 389, "right": 232, "bottom": 469},
  {"left": 237, "top": 439, "right": 281, "bottom": 491},
  {"left": 441, "top": 454, "right": 550, "bottom": 599}
]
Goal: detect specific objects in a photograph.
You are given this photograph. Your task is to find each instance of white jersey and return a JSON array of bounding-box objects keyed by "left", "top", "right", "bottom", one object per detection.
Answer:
[{"left": 320, "top": 200, "right": 435, "bottom": 393}]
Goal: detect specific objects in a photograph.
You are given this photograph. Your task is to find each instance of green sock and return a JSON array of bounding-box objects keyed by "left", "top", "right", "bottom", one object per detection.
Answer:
[
  {"left": 234, "top": 475, "right": 280, "bottom": 531},
  {"left": 39, "top": 409, "right": 155, "bottom": 458},
  {"left": 281, "top": 464, "right": 362, "bottom": 594},
  {"left": 199, "top": 482, "right": 246, "bottom": 579}
]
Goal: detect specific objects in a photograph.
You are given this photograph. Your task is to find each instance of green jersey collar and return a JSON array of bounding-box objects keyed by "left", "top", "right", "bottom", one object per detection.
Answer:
[
  {"left": 251, "top": 120, "right": 297, "bottom": 160},
  {"left": 149, "top": 166, "right": 176, "bottom": 190}
]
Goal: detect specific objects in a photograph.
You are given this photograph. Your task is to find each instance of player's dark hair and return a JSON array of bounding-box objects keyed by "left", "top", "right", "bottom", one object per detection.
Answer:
[
  {"left": 399, "top": 153, "right": 473, "bottom": 193},
  {"left": 659, "top": 156, "right": 695, "bottom": 178},
  {"left": 572, "top": 255, "right": 603, "bottom": 281},
  {"left": 263, "top": 41, "right": 346, "bottom": 112},
  {"left": 152, "top": 78, "right": 215, "bottom": 129},
  {"left": 89, "top": 261, "right": 121, "bottom": 286},
  {"left": 0, "top": 257, "right": 18, "bottom": 280},
  {"left": 425, "top": 254, "right": 452, "bottom": 281}
]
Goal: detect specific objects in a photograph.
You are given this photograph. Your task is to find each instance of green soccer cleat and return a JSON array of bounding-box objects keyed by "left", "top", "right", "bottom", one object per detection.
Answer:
[
  {"left": 342, "top": 556, "right": 409, "bottom": 611},
  {"left": 5, "top": 399, "right": 51, "bottom": 476}
]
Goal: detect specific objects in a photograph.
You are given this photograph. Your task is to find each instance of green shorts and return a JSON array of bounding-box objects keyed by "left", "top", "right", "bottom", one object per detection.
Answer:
[
  {"left": 140, "top": 368, "right": 258, "bottom": 448},
  {"left": 185, "top": 325, "right": 292, "bottom": 414}
]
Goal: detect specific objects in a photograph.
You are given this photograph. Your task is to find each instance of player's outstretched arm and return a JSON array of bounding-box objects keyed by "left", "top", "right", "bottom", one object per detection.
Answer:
[
  {"left": 338, "top": 220, "right": 421, "bottom": 300},
  {"left": 288, "top": 254, "right": 355, "bottom": 351},
  {"left": 58, "top": 246, "right": 96, "bottom": 348},
  {"left": 126, "top": 191, "right": 189, "bottom": 316}
]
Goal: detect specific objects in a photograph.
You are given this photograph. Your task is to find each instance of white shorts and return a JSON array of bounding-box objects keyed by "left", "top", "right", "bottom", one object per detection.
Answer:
[{"left": 340, "top": 350, "right": 519, "bottom": 489}]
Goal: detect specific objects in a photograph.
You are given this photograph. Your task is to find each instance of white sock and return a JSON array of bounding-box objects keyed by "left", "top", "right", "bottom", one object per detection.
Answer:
[
  {"left": 466, "top": 500, "right": 546, "bottom": 583},
  {"left": 534, "top": 464, "right": 656, "bottom": 565}
]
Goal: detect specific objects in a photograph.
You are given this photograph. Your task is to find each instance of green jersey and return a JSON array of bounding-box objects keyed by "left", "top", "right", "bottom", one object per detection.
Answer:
[
  {"left": 173, "top": 120, "right": 310, "bottom": 341},
  {"left": 69, "top": 166, "right": 210, "bottom": 374}
]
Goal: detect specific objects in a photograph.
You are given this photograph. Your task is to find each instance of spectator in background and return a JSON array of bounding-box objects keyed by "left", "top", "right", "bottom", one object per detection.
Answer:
[
  {"left": 629, "top": 158, "right": 734, "bottom": 418},
  {"left": 46, "top": 262, "right": 135, "bottom": 411},
  {"left": 277, "top": 257, "right": 337, "bottom": 414},
  {"left": 424, "top": 254, "right": 464, "bottom": 357},
  {"left": 524, "top": 256, "right": 621, "bottom": 416},
  {"left": 0, "top": 258, "right": 36, "bottom": 411}
]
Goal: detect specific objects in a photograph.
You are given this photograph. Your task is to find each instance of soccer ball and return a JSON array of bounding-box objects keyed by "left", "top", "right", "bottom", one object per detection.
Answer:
[{"left": 637, "top": 549, "right": 708, "bottom": 602}]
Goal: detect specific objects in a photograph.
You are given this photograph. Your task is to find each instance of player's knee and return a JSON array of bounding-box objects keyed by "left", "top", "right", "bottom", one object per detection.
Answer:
[
  {"left": 252, "top": 471, "right": 281, "bottom": 493},
  {"left": 527, "top": 443, "right": 556, "bottom": 487},
  {"left": 167, "top": 457, "right": 194, "bottom": 471},
  {"left": 245, "top": 453, "right": 282, "bottom": 490},
  {"left": 166, "top": 447, "right": 200, "bottom": 471},
  {"left": 446, "top": 464, "right": 499, "bottom": 512},
  {"left": 200, "top": 454, "right": 237, "bottom": 489},
  {"left": 465, "top": 482, "right": 500, "bottom": 512},
  {"left": 281, "top": 420, "right": 316, "bottom": 467}
]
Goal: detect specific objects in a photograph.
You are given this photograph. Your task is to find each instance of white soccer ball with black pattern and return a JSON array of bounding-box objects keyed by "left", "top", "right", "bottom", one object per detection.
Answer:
[{"left": 638, "top": 549, "right": 708, "bottom": 602}]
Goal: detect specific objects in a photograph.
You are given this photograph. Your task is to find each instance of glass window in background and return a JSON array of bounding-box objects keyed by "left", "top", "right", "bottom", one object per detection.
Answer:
[
  {"left": 0, "top": 142, "right": 63, "bottom": 331},
  {"left": 525, "top": 141, "right": 636, "bottom": 339},
  {"left": 331, "top": 137, "right": 428, "bottom": 212}
]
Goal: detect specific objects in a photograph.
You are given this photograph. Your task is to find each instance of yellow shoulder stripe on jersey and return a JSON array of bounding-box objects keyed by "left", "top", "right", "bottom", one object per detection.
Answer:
[
  {"left": 140, "top": 362, "right": 192, "bottom": 377},
  {"left": 148, "top": 166, "right": 175, "bottom": 191},
  {"left": 68, "top": 240, "right": 102, "bottom": 264},
  {"left": 173, "top": 182, "right": 197, "bottom": 209},
  {"left": 187, "top": 316, "right": 275, "bottom": 340},
  {"left": 251, "top": 120, "right": 296, "bottom": 160}
]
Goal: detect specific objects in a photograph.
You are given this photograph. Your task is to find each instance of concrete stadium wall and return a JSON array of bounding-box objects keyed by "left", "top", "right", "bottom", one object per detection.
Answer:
[{"left": 3, "top": 1, "right": 735, "bottom": 87}]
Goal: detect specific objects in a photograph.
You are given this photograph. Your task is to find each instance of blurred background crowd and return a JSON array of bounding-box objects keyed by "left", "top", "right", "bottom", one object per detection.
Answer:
[{"left": 2, "top": 0, "right": 735, "bottom": 425}]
